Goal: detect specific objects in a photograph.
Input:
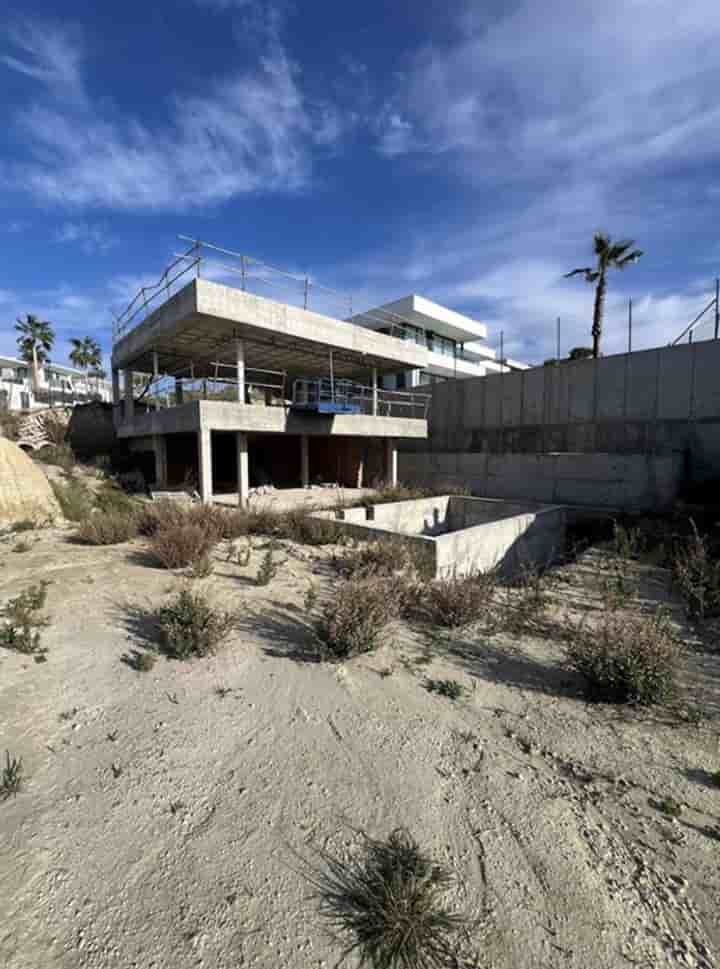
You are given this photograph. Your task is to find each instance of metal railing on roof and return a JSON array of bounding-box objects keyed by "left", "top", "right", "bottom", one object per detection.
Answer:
[{"left": 111, "top": 237, "right": 354, "bottom": 344}]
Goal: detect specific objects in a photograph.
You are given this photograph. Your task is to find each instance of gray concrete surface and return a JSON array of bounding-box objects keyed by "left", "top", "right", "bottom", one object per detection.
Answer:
[
  {"left": 414, "top": 338, "right": 720, "bottom": 485},
  {"left": 397, "top": 451, "right": 682, "bottom": 512},
  {"left": 315, "top": 495, "right": 566, "bottom": 578}
]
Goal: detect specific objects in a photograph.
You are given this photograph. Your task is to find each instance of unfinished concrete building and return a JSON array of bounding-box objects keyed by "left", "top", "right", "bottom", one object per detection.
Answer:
[{"left": 110, "top": 241, "right": 432, "bottom": 504}]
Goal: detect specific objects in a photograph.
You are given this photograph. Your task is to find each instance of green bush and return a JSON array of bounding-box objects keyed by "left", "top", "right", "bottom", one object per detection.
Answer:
[
  {"left": 157, "top": 588, "right": 238, "bottom": 659},
  {"left": 1, "top": 752, "right": 23, "bottom": 800},
  {"left": 51, "top": 477, "right": 94, "bottom": 522},
  {"left": 94, "top": 481, "right": 139, "bottom": 516},
  {"left": 76, "top": 510, "right": 139, "bottom": 545},
  {"left": 565, "top": 609, "right": 680, "bottom": 705},
  {"left": 0, "top": 581, "right": 50, "bottom": 655},
  {"left": 344, "top": 539, "right": 432, "bottom": 581}
]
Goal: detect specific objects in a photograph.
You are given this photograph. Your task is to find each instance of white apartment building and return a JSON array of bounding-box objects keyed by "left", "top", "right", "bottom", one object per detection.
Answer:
[
  {"left": 0, "top": 355, "right": 113, "bottom": 412},
  {"left": 351, "top": 294, "right": 527, "bottom": 390}
]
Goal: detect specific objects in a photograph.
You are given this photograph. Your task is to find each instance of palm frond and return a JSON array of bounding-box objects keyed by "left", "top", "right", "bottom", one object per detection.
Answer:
[
  {"left": 616, "top": 249, "right": 643, "bottom": 268},
  {"left": 593, "top": 232, "right": 610, "bottom": 255},
  {"left": 564, "top": 267, "right": 599, "bottom": 283}
]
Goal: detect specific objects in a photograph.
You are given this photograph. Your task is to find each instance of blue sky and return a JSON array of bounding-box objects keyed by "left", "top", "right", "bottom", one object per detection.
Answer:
[{"left": 1, "top": 0, "right": 720, "bottom": 370}]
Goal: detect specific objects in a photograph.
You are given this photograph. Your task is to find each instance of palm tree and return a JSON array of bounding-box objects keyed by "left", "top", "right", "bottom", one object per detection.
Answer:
[
  {"left": 565, "top": 233, "right": 643, "bottom": 358},
  {"left": 15, "top": 314, "right": 55, "bottom": 393},
  {"left": 69, "top": 337, "right": 102, "bottom": 396}
]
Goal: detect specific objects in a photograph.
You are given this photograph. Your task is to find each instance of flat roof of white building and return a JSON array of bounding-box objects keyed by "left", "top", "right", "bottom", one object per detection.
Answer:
[{"left": 351, "top": 293, "right": 488, "bottom": 344}]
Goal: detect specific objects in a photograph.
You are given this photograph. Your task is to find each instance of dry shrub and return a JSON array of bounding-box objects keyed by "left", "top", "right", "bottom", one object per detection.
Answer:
[
  {"left": 0, "top": 408, "right": 22, "bottom": 441},
  {"left": 416, "top": 571, "right": 496, "bottom": 629},
  {"left": 150, "top": 521, "right": 217, "bottom": 570},
  {"left": 76, "top": 510, "right": 139, "bottom": 545},
  {"left": 157, "top": 587, "right": 238, "bottom": 659},
  {"left": 496, "top": 566, "right": 549, "bottom": 635},
  {"left": 344, "top": 540, "right": 432, "bottom": 581},
  {"left": 309, "top": 827, "right": 469, "bottom": 969},
  {"left": 315, "top": 577, "right": 394, "bottom": 660},
  {"left": 34, "top": 444, "right": 76, "bottom": 471},
  {"left": 565, "top": 609, "right": 681, "bottom": 705},
  {"left": 672, "top": 521, "right": 720, "bottom": 620}
]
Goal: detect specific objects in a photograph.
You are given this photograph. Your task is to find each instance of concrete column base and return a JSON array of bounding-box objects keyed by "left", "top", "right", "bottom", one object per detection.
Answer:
[
  {"left": 237, "top": 432, "right": 249, "bottom": 507},
  {"left": 300, "top": 434, "right": 309, "bottom": 487},
  {"left": 386, "top": 438, "right": 397, "bottom": 487},
  {"left": 198, "top": 428, "right": 212, "bottom": 504},
  {"left": 153, "top": 435, "right": 168, "bottom": 489}
]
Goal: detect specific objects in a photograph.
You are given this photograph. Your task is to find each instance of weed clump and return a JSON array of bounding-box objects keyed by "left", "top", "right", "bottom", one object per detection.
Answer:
[
  {"left": 157, "top": 588, "right": 238, "bottom": 659},
  {"left": 425, "top": 678, "right": 464, "bottom": 700},
  {"left": 344, "top": 540, "right": 432, "bottom": 581},
  {"left": 0, "top": 581, "right": 50, "bottom": 656},
  {"left": 34, "top": 444, "right": 75, "bottom": 471},
  {"left": 672, "top": 521, "right": 720, "bottom": 620},
  {"left": 416, "top": 572, "right": 496, "bottom": 629},
  {"left": 565, "top": 609, "right": 680, "bottom": 705},
  {"left": 1, "top": 751, "right": 23, "bottom": 799},
  {"left": 309, "top": 827, "right": 469, "bottom": 969},
  {"left": 76, "top": 510, "right": 139, "bottom": 545},
  {"left": 315, "top": 577, "right": 393, "bottom": 660}
]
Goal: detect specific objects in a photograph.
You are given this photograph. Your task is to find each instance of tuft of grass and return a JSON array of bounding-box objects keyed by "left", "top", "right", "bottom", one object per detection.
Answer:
[
  {"left": 612, "top": 521, "right": 645, "bottom": 560},
  {"left": 0, "top": 751, "right": 23, "bottom": 800},
  {"left": 308, "top": 827, "right": 469, "bottom": 969},
  {"left": 256, "top": 545, "right": 279, "bottom": 586},
  {"left": 656, "top": 796, "right": 683, "bottom": 818},
  {"left": 0, "top": 581, "right": 50, "bottom": 655},
  {"left": 315, "top": 577, "right": 394, "bottom": 661},
  {"left": 51, "top": 476, "right": 95, "bottom": 522},
  {"left": 425, "top": 678, "right": 464, "bottom": 700},
  {"left": 672, "top": 520, "right": 720, "bottom": 620},
  {"left": 344, "top": 540, "right": 433, "bottom": 582},
  {"left": 157, "top": 587, "right": 238, "bottom": 659},
  {"left": 127, "top": 650, "right": 156, "bottom": 672},
  {"left": 76, "top": 510, "right": 139, "bottom": 545},
  {"left": 10, "top": 520, "right": 35, "bottom": 534},
  {"left": 565, "top": 608, "right": 681, "bottom": 705},
  {"left": 415, "top": 571, "right": 496, "bottom": 629}
]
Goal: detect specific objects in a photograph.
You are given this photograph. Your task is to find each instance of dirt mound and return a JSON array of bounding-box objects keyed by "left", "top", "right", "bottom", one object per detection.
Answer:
[{"left": 0, "top": 437, "right": 61, "bottom": 525}]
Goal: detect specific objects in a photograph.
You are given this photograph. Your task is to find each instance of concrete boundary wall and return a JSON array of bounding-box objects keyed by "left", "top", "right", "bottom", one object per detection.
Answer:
[
  {"left": 398, "top": 452, "right": 683, "bottom": 512},
  {"left": 417, "top": 338, "right": 720, "bottom": 483}
]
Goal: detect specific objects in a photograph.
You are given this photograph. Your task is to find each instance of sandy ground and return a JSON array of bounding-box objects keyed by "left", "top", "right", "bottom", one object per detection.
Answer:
[{"left": 1, "top": 523, "right": 719, "bottom": 969}]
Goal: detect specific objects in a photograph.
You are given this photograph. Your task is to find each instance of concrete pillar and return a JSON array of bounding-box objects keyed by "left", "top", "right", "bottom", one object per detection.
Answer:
[
  {"left": 385, "top": 438, "right": 397, "bottom": 487},
  {"left": 152, "top": 350, "right": 160, "bottom": 411},
  {"left": 198, "top": 428, "right": 212, "bottom": 504},
  {"left": 112, "top": 369, "right": 121, "bottom": 428},
  {"left": 153, "top": 435, "right": 167, "bottom": 489},
  {"left": 237, "top": 432, "right": 249, "bottom": 507},
  {"left": 300, "top": 434, "right": 310, "bottom": 487},
  {"left": 371, "top": 367, "right": 378, "bottom": 416},
  {"left": 124, "top": 370, "right": 134, "bottom": 424},
  {"left": 236, "top": 339, "right": 245, "bottom": 403},
  {"left": 175, "top": 378, "right": 184, "bottom": 406}
]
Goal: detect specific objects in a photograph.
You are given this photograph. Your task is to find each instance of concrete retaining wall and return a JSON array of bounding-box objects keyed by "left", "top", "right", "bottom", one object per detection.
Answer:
[
  {"left": 414, "top": 338, "right": 720, "bottom": 484},
  {"left": 398, "top": 452, "right": 683, "bottom": 512}
]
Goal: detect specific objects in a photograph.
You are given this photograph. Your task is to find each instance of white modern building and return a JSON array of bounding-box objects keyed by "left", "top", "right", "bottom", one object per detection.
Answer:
[
  {"left": 351, "top": 294, "right": 527, "bottom": 390},
  {"left": 0, "top": 355, "right": 113, "bottom": 412}
]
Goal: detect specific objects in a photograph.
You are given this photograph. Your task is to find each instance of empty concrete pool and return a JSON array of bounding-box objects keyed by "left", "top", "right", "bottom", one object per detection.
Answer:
[{"left": 315, "top": 495, "right": 566, "bottom": 578}]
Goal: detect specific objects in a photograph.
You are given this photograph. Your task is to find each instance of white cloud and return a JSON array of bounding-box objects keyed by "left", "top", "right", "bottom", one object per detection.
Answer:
[
  {"left": 2, "top": 21, "right": 345, "bottom": 211},
  {"left": 376, "top": 0, "right": 720, "bottom": 182},
  {"left": 1, "top": 19, "right": 84, "bottom": 97},
  {"left": 55, "top": 222, "right": 117, "bottom": 253}
]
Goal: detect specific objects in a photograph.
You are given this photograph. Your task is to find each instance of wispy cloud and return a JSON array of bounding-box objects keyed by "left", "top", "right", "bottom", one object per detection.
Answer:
[
  {"left": 1, "top": 19, "right": 84, "bottom": 97},
  {"left": 2, "top": 19, "right": 345, "bottom": 211},
  {"left": 54, "top": 221, "right": 117, "bottom": 253}
]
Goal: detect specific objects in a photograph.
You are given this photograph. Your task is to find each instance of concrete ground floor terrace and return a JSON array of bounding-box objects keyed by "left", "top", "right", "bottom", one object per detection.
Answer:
[{"left": 120, "top": 399, "right": 424, "bottom": 504}]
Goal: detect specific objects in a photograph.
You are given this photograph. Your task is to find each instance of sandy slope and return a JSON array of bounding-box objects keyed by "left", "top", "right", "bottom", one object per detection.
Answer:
[{"left": 0, "top": 528, "right": 718, "bottom": 968}]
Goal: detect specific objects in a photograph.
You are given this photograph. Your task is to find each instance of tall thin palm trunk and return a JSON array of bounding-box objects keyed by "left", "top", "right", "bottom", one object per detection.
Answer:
[{"left": 591, "top": 272, "right": 607, "bottom": 359}]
